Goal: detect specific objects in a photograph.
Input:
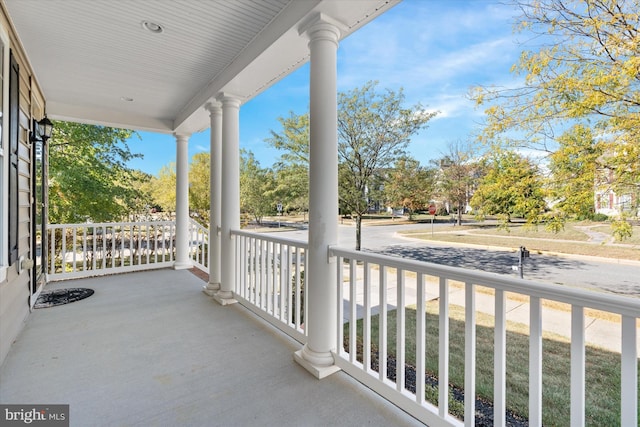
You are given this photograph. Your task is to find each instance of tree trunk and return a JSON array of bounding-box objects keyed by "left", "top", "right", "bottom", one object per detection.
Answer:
[
  {"left": 457, "top": 203, "right": 463, "bottom": 226},
  {"left": 355, "top": 214, "right": 362, "bottom": 251}
]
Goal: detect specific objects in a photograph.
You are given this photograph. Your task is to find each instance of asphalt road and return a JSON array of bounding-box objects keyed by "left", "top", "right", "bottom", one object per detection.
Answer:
[{"left": 265, "top": 221, "right": 640, "bottom": 298}]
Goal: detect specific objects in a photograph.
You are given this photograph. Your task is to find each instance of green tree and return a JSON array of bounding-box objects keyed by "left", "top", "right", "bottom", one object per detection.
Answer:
[
  {"left": 48, "top": 121, "right": 148, "bottom": 223},
  {"left": 472, "top": 0, "right": 640, "bottom": 211},
  {"left": 189, "top": 152, "right": 211, "bottom": 223},
  {"left": 272, "top": 164, "right": 308, "bottom": 216},
  {"left": 240, "top": 149, "right": 275, "bottom": 224},
  {"left": 548, "top": 124, "right": 603, "bottom": 219},
  {"left": 384, "top": 157, "right": 434, "bottom": 220},
  {"left": 470, "top": 150, "right": 546, "bottom": 225},
  {"left": 435, "top": 141, "right": 483, "bottom": 226},
  {"left": 338, "top": 81, "right": 437, "bottom": 250},
  {"left": 267, "top": 112, "right": 309, "bottom": 216},
  {"left": 150, "top": 163, "right": 176, "bottom": 216},
  {"left": 128, "top": 170, "right": 155, "bottom": 220},
  {"left": 267, "top": 112, "right": 309, "bottom": 165}
]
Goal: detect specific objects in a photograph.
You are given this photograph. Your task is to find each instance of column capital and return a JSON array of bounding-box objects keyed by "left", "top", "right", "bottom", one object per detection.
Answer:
[
  {"left": 298, "top": 13, "right": 345, "bottom": 44},
  {"left": 204, "top": 100, "right": 222, "bottom": 115},
  {"left": 173, "top": 132, "right": 191, "bottom": 143},
  {"left": 215, "top": 92, "right": 242, "bottom": 108}
]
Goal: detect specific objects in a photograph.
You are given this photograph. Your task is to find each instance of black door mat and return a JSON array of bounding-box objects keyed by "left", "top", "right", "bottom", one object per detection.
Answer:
[{"left": 34, "top": 288, "right": 94, "bottom": 308}]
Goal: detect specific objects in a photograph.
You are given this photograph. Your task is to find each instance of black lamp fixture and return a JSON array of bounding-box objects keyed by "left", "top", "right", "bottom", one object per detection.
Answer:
[{"left": 31, "top": 115, "right": 54, "bottom": 143}]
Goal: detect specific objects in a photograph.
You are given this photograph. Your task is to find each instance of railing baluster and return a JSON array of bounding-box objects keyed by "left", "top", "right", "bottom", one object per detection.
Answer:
[
  {"left": 169, "top": 223, "right": 174, "bottom": 263},
  {"left": 303, "top": 249, "right": 308, "bottom": 333},
  {"left": 146, "top": 223, "right": 151, "bottom": 265},
  {"left": 379, "top": 265, "right": 388, "bottom": 383},
  {"left": 49, "top": 227, "right": 55, "bottom": 274},
  {"left": 396, "top": 268, "right": 405, "bottom": 392},
  {"left": 336, "top": 255, "right": 344, "bottom": 357},
  {"left": 363, "top": 261, "right": 371, "bottom": 373},
  {"left": 570, "top": 305, "right": 585, "bottom": 427},
  {"left": 529, "top": 296, "right": 542, "bottom": 427},
  {"left": 236, "top": 235, "right": 243, "bottom": 297},
  {"left": 438, "top": 276, "right": 449, "bottom": 419},
  {"left": 153, "top": 224, "right": 158, "bottom": 265},
  {"left": 71, "top": 227, "right": 77, "bottom": 272},
  {"left": 278, "top": 244, "right": 283, "bottom": 321},
  {"left": 266, "top": 240, "right": 272, "bottom": 314},
  {"left": 137, "top": 224, "right": 141, "bottom": 265},
  {"left": 349, "top": 258, "right": 357, "bottom": 364},
  {"left": 92, "top": 226, "right": 97, "bottom": 271},
  {"left": 494, "top": 288, "right": 506, "bottom": 427},
  {"left": 81, "top": 227, "right": 87, "bottom": 271},
  {"left": 260, "top": 240, "right": 266, "bottom": 309},
  {"left": 415, "top": 272, "right": 425, "bottom": 405},
  {"left": 61, "top": 227, "right": 67, "bottom": 273},
  {"left": 621, "top": 314, "right": 638, "bottom": 427},
  {"left": 294, "top": 247, "right": 301, "bottom": 329},
  {"left": 464, "top": 282, "right": 476, "bottom": 427}
]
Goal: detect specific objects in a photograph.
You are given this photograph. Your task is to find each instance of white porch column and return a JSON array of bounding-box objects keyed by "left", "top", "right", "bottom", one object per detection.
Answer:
[
  {"left": 174, "top": 132, "right": 192, "bottom": 270},
  {"left": 213, "top": 93, "right": 240, "bottom": 306},
  {"left": 203, "top": 101, "right": 222, "bottom": 295},
  {"left": 294, "top": 14, "right": 342, "bottom": 379}
]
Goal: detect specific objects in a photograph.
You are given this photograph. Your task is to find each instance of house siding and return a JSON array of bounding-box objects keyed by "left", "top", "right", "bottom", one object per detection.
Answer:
[{"left": 0, "top": 3, "right": 45, "bottom": 366}]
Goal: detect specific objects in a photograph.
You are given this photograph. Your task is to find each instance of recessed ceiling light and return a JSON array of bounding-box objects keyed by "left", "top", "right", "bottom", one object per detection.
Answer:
[
  {"left": 141, "top": 20, "right": 164, "bottom": 34},
  {"left": 120, "top": 96, "right": 134, "bottom": 102}
]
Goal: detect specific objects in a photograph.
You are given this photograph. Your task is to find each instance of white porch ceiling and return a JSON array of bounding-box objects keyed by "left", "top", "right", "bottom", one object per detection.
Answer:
[{"left": 4, "top": 0, "right": 399, "bottom": 134}]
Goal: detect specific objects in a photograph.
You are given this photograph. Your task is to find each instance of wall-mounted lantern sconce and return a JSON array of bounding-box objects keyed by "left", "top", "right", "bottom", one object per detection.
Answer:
[{"left": 30, "top": 115, "right": 54, "bottom": 143}]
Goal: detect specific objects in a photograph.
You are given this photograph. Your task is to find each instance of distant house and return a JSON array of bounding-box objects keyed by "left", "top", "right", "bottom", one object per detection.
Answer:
[{"left": 594, "top": 167, "right": 638, "bottom": 217}]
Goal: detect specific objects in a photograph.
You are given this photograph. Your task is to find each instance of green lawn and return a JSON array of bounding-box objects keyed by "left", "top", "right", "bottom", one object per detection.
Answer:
[{"left": 345, "top": 302, "right": 638, "bottom": 426}]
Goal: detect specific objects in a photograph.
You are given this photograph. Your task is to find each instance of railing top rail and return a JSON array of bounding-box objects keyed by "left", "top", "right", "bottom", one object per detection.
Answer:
[
  {"left": 47, "top": 221, "right": 175, "bottom": 229},
  {"left": 231, "top": 229, "right": 308, "bottom": 249},
  {"left": 188, "top": 218, "right": 208, "bottom": 229},
  {"left": 330, "top": 245, "right": 640, "bottom": 318}
]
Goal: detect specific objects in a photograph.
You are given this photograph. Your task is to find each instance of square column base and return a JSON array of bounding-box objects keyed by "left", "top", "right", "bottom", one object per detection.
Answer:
[
  {"left": 202, "top": 283, "right": 221, "bottom": 296},
  {"left": 294, "top": 349, "right": 341, "bottom": 379},
  {"left": 174, "top": 262, "right": 193, "bottom": 270},
  {"left": 212, "top": 293, "right": 238, "bottom": 306}
]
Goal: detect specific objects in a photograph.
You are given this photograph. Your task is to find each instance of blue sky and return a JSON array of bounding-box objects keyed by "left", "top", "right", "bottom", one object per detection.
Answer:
[{"left": 127, "top": 0, "right": 522, "bottom": 176}]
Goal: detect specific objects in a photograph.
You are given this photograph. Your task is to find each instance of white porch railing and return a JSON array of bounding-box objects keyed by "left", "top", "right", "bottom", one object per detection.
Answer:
[
  {"left": 188, "top": 219, "right": 209, "bottom": 274},
  {"left": 330, "top": 246, "right": 639, "bottom": 427},
  {"left": 45, "top": 222, "right": 638, "bottom": 426},
  {"left": 232, "top": 229, "right": 308, "bottom": 343},
  {"left": 47, "top": 219, "right": 208, "bottom": 281}
]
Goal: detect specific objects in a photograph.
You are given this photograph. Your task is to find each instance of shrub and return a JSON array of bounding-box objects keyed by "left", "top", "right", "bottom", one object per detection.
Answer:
[
  {"left": 590, "top": 213, "right": 609, "bottom": 222},
  {"left": 611, "top": 219, "right": 633, "bottom": 242}
]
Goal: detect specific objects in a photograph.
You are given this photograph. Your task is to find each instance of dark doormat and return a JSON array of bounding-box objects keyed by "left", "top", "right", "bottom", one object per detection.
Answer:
[{"left": 34, "top": 288, "right": 94, "bottom": 309}]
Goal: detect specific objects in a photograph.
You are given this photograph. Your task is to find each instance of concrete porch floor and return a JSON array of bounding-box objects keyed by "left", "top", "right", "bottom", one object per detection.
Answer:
[{"left": 0, "top": 269, "right": 423, "bottom": 427}]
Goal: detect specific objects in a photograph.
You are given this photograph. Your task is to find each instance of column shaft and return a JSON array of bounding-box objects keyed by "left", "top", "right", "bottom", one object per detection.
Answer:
[
  {"left": 174, "top": 133, "right": 191, "bottom": 269},
  {"left": 214, "top": 94, "right": 241, "bottom": 305},
  {"left": 294, "top": 15, "right": 342, "bottom": 378},
  {"left": 204, "top": 102, "right": 222, "bottom": 294}
]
